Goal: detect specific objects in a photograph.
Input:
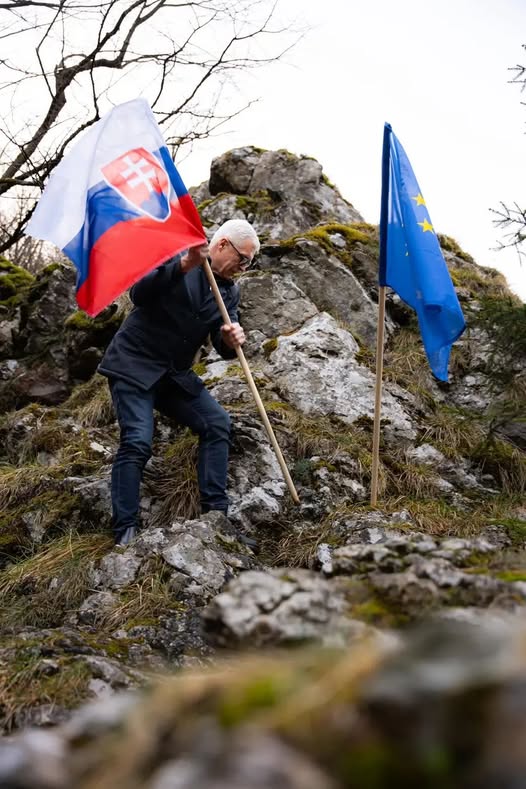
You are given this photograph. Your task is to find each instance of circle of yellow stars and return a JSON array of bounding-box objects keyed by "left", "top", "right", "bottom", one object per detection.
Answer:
[{"left": 412, "top": 193, "right": 434, "bottom": 233}]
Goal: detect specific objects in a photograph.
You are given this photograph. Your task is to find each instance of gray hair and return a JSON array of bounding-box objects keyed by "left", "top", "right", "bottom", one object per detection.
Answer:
[{"left": 210, "top": 219, "right": 260, "bottom": 253}]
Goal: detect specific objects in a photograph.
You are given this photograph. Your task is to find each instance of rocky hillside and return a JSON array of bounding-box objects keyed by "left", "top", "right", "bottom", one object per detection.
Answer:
[{"left": 0, "top": 146, "right": 525, "bottom": 786}]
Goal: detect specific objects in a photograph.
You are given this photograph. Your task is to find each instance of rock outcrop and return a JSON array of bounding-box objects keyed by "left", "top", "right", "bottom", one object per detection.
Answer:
[{"left": 0, "top": 145, "right": 525, "bottom": 784}]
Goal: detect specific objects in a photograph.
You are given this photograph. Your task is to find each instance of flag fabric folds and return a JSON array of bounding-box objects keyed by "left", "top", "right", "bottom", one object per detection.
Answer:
[
  {"left": 26, "top": 98, "right": 206, "bottom": 316},
  {"left": 379, "top": 123, "right": 466, "bottom": 381}
]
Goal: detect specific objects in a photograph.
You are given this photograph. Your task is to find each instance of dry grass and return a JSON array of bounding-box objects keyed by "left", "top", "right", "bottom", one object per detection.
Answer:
[
  {"left": 420, "top": 405, "right": 486, "bottom": 460},
  {"left": 379, "top": 493, "right": 524, "bottom": 540},
  {"left": 14, "top": 423, "right": 68, "bottom": 464},
  {"left": 0, "top": 422, "right": 109, "bottom": 512},
  {"left": 419, "top": 404, "right": 525, "bottom": 496},
  {"left": 0, "top": 533, "right": 110, "bottom": 628},
  {"left": 145, "top": 430, "right": 201, "bottom": 526},
  {"left": 62, "top": 374, "right": 115, "bottom": 427},
  {"left": 262, "top": 503, "right": 360, "bottom": 568},
  {"left": 266, "top": 522, "right": 337, "bottom": 568},
  {"left": 0, "top": 647, "right": 93, "bottom": 733},
  {"left": 473, "top": 438, "right": 526, "bottom": 496},
  {"left": 77, "top": 642, "right": 384, "bottom": 789},
  {"left": 0, "top": 464, "right": 55, "bottom": 510},
  {"left": 278, "top": 409, "right": 373, "bottom": 479},
  {"left": 450, "top": 266, "right": 514, "bottom": 300},
  {"left": 383, "top": 328, "right": 434, "bottom": 401},
  {"left": 384, "top": 460, "right": 444, "bottom": 500},
  {"left": 98, "top": 556, "right": 185, "bottom": 632}
]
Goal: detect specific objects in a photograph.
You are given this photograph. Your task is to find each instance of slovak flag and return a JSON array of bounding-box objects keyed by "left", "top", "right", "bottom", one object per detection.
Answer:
[{"left": 25, "top": 98, "right": 206, "bottom": 316}]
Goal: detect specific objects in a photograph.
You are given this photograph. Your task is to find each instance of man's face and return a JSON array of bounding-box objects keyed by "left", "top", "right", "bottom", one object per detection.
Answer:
[{"left": 210, "top": 236, "right": 256, "bottom": 278}]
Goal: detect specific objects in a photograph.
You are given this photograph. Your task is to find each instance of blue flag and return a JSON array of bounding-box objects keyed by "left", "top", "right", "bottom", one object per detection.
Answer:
[{"left": 379, "top": 123, "right": 465, "bottom": 381}]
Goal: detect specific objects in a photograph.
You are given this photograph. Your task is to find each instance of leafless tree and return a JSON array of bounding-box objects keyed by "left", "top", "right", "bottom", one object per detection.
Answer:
[
  {"left": 0, "top": 0, "right": 298, "bottom": 254},
  {"left": 492, "top": 43, "right": 526, "bottom": 261},
  {"left": 492, "top": 201, "right": 526, "bottom": 262}
]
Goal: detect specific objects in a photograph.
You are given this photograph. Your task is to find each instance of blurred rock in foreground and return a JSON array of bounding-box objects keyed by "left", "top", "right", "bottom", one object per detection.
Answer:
[{"left": 2, "top": 615, "right": 526, "bottom": 789}]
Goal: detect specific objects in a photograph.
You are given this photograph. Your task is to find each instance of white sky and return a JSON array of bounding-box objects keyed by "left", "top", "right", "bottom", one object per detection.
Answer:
[{"left": 179, "top": 0, "right": 526, "bottom": 301}]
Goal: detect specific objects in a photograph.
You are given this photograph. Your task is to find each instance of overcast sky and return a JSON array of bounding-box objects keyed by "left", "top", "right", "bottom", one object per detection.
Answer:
[{"left": 181, "top": 0, "right": 526, "bottom": 300}]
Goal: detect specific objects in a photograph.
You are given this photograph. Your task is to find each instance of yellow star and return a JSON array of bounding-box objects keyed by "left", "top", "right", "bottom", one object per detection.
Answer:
[
  {"left": 412, "top": 193, "right": 426, "bottom": 206},
  {"left": 418, "top": 218, "right": 434, "bottom": 233}
]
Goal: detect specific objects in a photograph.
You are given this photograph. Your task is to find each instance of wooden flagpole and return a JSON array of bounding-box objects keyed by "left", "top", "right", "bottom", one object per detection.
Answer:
[
  {"left": 371, "top": 123, "right": 393, "bottom": 507},
  {"left": 203, "top": 258, "right": 300, "bottom": 505},
  {"left": 370, "top": 286, "right": 386, "bottom": 506}
]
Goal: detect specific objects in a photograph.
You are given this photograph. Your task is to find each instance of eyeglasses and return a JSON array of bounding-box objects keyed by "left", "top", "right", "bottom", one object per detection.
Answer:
[{"left": 226, "top": 238, "right": 255, "bottom": 269}]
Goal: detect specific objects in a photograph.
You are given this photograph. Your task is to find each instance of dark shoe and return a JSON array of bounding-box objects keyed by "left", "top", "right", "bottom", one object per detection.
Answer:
[
  {"left": 202, "top": 510, "right": 259, "bottom": 554},
  {"left": 115, "top": 526, "right": 138, "bottom": 546},
  {"left": 236, "top": 532, "right": 260, "bottom": 554}
]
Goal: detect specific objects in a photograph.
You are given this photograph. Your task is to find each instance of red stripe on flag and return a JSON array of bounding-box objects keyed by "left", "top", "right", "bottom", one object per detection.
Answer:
[{"left": 76, "top": 195, "right": 206, "bottom": 316}]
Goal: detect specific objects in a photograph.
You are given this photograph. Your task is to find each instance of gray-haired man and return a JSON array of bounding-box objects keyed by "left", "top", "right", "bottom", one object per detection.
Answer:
[{"left": 99, "top": 219, "right": 260, "bottom": 545}]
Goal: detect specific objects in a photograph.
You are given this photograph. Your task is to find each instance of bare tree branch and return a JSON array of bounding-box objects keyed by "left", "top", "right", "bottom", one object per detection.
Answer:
[
  {"left": 491, "top": 202, "right": 526, "bottom": 262},
  {"left": 0, "top": 0, "right": 300, "bottom": 255},
  {"left": 493, "top": 44, "right": 526, "bottom": 263}
]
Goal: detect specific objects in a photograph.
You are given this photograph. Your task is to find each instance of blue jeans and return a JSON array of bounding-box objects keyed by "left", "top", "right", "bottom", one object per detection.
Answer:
[{"left": 110, "top": 377, "right": 231, "bottom": 538}]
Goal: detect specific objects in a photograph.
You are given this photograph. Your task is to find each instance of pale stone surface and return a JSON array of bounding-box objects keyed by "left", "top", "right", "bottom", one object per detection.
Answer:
[
  {"left": 264, "top": 238, "right": 388, "bottom": 348},
  {"left": 238, "top": 273, "right": 318, "bottom": 337},
  {"left": 162, "top": 533, "right": 227, "bottom": 591},
  {"left": 203, "top": 147, "right": 363, "bottom": 241},
  {"left": 92, "top": 551, "right": 142, "bottom": 590},
  {"left": 203, "top": 569, "right": 372, "bottom": 648},
  {"left": 266, "top": 312, "right": 415, "bottom": 438}
]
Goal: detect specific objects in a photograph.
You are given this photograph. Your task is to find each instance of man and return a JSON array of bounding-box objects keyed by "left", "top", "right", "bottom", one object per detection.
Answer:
[{"left": 99, "top": 218, "right": 260, "bottom": 546}]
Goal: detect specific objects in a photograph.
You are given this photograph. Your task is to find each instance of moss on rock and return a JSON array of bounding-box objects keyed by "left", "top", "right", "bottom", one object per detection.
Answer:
[
  {"left": 234, "top": 190, "right": 278, "bottom": 215},
  {"left": 438, "top": 234, "right": 474, "bottom": 263},
  {"left": 262, "top": 337, "right": 278, "bottom": 358},
  {"left": 0, "top": 258, "right": 35, "bottom": 309}
]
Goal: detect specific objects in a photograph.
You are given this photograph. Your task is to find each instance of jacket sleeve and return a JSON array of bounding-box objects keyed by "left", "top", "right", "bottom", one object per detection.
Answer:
[
  {"left": 211, "top": 286, "right": 240, "bottom": 360},
  {"left": 130, "top": 256, "right": 184, "bottom": 307}
]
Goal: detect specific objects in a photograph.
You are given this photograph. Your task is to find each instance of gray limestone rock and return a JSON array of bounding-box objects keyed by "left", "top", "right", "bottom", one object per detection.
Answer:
[
  {"left": 207, "top": 147, "right": 363, "bottom": 240},
  {"left": 78, "top": 591, "right": 118, "bottom": 625},
  {"left": 266, "top": 312, "right": 415, "bottom": 439},
  {"left": 0, "top": 730, "right": 68, "bottom": 789},
  {"left": 162, "top": 533, "right": 228, "bottom": 593},
  {"left": 238, "top": 273, "right": 318, "bottom": 338},
  {"left": 203, "top": 568, "right": 371, "bottom": 648},
  {"left": 226, "top": 416, "right": 287, "bottom": 528},
  {"left": 148, "top": 731, "right": 337, "bottom": 789},
  {"left": 91, "top": 551, "right": 142, "bottom": 590},
  {"left": 263, "top": 239, "right": 387, "bottom": 349},
  {"left": 0, "top": 310, "right": 20, "bottom": 357}
]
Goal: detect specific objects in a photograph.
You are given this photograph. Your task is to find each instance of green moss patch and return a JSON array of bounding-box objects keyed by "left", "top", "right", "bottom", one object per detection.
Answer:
[
  {"left": 0, "top": 258, "right": 35, "bottom": 310},
  {"left": 234, "top": 190, "right": 278, "bottom": 215},
  {"left": 196, "top": 192, "right": 231, "bottom": 213},
  {"left": 64, "top": 306, "right": 123, "bottom": 334},
  {"left": 192, "top": 361, "right": 207, "bottom": 376},
  {"left": 278, "top": 222, "right": 378, "bottom": 272},
  {"left": 262, "top": 337, "right": 278, "bottom": 358}
]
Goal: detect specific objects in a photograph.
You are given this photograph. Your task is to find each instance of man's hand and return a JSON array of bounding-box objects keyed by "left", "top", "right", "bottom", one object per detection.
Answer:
[
  {"left": 180, "top": 242, "right": 209, "bottom": 273},
  {"left": 221, "top": 322, "right": 245, "bottom": 349}
]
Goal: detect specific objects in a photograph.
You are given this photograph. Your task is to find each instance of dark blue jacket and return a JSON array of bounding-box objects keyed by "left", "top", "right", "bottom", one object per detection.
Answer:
[{"left": 98, "top": 256, "right": 239, "bottom": 395}]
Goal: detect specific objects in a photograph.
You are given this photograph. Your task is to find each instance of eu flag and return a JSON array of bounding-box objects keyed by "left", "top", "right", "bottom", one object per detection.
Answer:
[{"left": 379, "top": 123, "right": 466, "bottom": 381}]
